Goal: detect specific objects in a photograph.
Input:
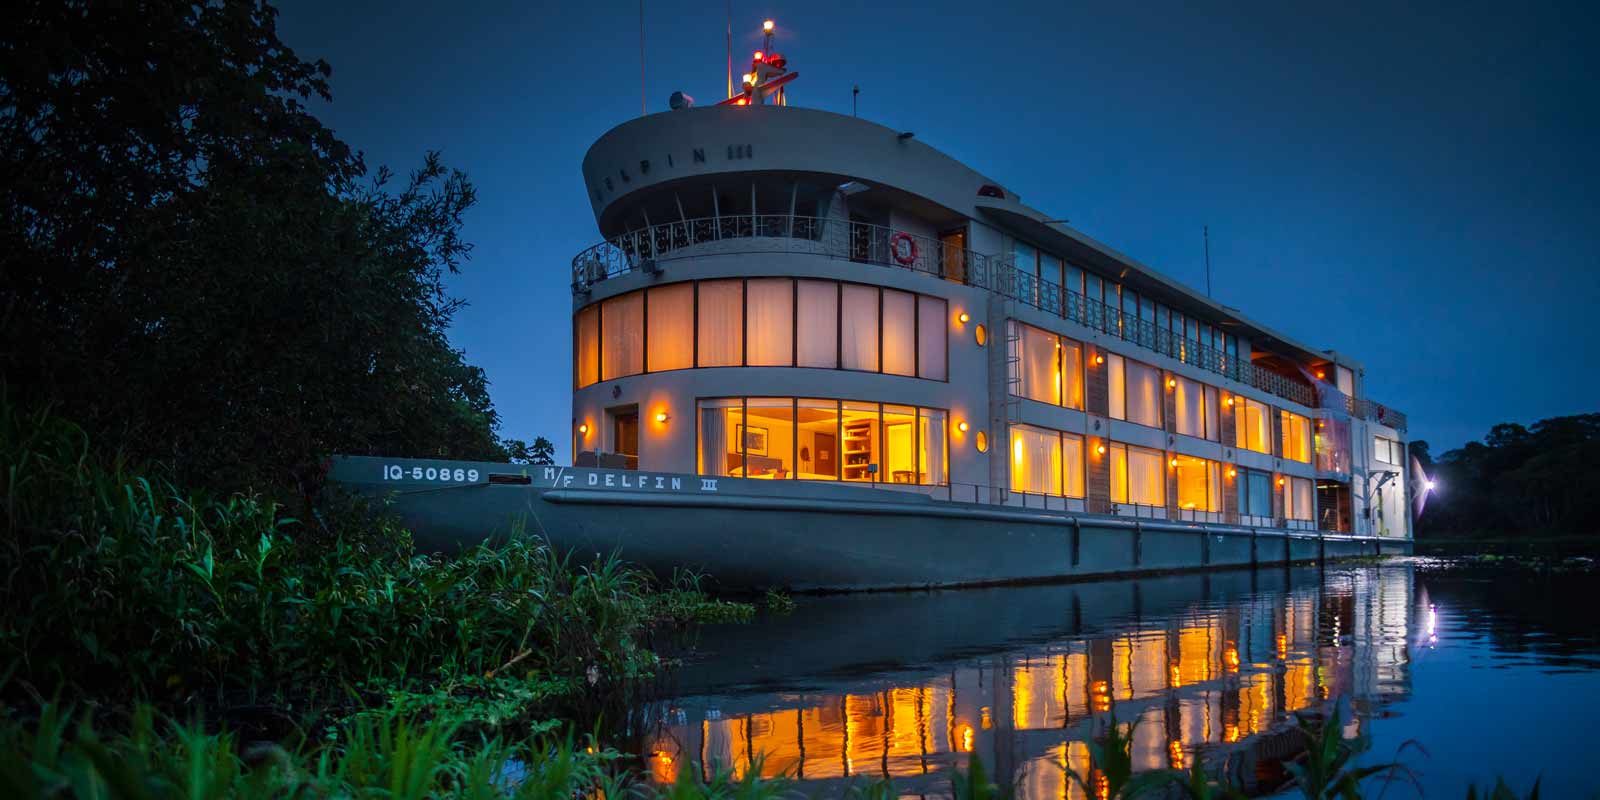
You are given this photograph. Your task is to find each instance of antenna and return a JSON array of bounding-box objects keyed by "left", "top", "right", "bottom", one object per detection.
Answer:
[
  {"left": 638, "top": 0, "right": 646, "bottom": 115},
  {"left": 852, "top": 85, "right": 859, "bottom": 117},
  {"left": 725, "top": 0, "right": 732, "bottom": 99},
  {"left": 1203, "top": 224, "right": 1212, "bottom": 298}
]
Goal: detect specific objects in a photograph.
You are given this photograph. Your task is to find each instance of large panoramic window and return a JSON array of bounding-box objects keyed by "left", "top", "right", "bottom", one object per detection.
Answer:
[
  {"left": 796, "top": 280, "right": 838, "bottom": 368},
  {"left": 1280, "top": 410, "right": 1312, "bottom": 463},
  {"left": 1009, "top": 424, "right": 1085, "bottom": 498},
  {"left": 646, "top": 284, "right": 693, "bottom": 372},
  {"left": 1108, "top": 354, "right": 1162, "bottom": 428},
  {"left": 699, "top": 398, "right": 948, "bottom": 485},
  {"left": 746, "top": 278, "right": 793, "bottom": 366},
  {"left": 1234, "top": 397, "right": 1272, "bottom": 454},
  {"left": 1109, "top": 443, "right": 1164, "bottom": 507},
  {"left": 696, "top": 279, "right": 743, "bottom": 367},
  {"left": 1007, "top": 321, "right": 1083, "bottom": 409},
  {"left": 841, "top": 284, "right": 879, "bottom": 372},
  {"left": 575, "top": 304, "right": 599, "bottom": 388},
  {"left": 1173, "top": 455, "right": 1222, "bottom": 513},
  {"left": 574, "top": 279, "right": 952, "bottom": 382},
  {"left": 600, "top": 292, "right": 643, "bottom": 380}
]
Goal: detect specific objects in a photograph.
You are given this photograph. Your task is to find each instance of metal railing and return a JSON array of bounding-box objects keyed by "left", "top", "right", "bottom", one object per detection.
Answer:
[{"left": 571, "top": 213, "right": 1404, "bottom": 421}]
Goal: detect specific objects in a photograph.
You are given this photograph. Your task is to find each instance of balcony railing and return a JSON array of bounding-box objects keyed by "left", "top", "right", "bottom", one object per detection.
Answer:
[{"left": 570, "top": 213, "right": 1402, "bottom": 421}]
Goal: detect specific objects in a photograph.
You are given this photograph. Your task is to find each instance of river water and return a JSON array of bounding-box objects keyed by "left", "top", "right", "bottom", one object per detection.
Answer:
[{"left": 637, "top": 561, "right": 1600, "bottom": 797}]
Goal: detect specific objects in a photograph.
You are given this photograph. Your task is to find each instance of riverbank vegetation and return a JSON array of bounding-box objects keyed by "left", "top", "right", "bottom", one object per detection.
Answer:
[{"left": 1412, "top": 414, "right": 1599, "bottom": 540}]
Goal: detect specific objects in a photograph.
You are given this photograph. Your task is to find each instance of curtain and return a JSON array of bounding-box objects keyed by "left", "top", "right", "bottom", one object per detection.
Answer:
[
  {"left": 746, "top": 278, "right": 793, "bottom": 366},
  {"left": 882, "top": 405, "right": 916, "bottom": 482},
  {"left": 1110, "top": 445, "right": 1127, "bottom": 503},
  {"left": 1126, "top": 360, "right": 1161, "bottom": 428},
  {"left": 1062, "top": 434, "right": 1085, "bottom": 497},
  {"left": 1012, "top": 322, "right": 1060, "bottom": 405},
  {"left": 917, "top": 296, "right": 947, "bottom": 380},
  {"left": 881, "top": 289, "right": 916, "bottom": 376},
  {"left": 1290, "top": 477, "right": 1314, "bottom": 520},
  {"left": 1108, "top": 355, "right": 1127, "bottom": 420},
  {"left": 1010, "top": 425, "right": 1061, "bottom": 495},
  {"left": 841, "top": 284, "right": 879, "bottom": 371},
  {"left": 1175, "top": 376, "right": 1204, "bottom": 437},
  {"left": 919, "top": 409, "right": 947, "bottom": 485},
  {"left": 1126, "top": 446, "right": 1163, "bottom": 506},
  {"left": 696, "top": 280, "right": 743, "bottom": 367},
  {"left": 1061, "top": 339, "right": 1084, "bottom": 410},
  {"left": 601, "top": 292, "right": 643, "bottom": 380},
  {"left": 646, "top": 284, "right": 693, "bottom": 372},
  {"left": 1204, "top": 386, "right": 1220, "bottom": 442},
  {"left": 697, "top": 400, "right": 738, "bottom": 476},
  {"left": 796, "top": 280, "right": 837, "bottom": 368},
  {"left": 575, "top": 304, "right": 599, "bottom": 387}
]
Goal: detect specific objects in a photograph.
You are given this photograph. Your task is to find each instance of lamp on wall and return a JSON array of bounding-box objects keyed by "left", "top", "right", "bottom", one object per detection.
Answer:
[
  {"left": 957, "top": 421, "right": 969, "bottom": 433},
  {"left": 958, "top": 312, "right": 970, "bottom": 324},
  {"left": 1095, "top": 444, "right": 1107, "bottom": 455},
  {"left": 1227, "top": 468, "right": 1237, "bottom": 477},
  {"left": 1094, "top": 354, "right": 1105, "bottom": 365},
  {"left": 1167, "top": 378, "right": 1177, "bottom": 389},
  {"left": 578, "top": 423, "right": 589, "bottom": 436},
  {"left": 655, "top": 411, "right": 670, "bottom": 423},
  {"left": 1169, "top": 458, "right": 1178, "bottom": 468}
]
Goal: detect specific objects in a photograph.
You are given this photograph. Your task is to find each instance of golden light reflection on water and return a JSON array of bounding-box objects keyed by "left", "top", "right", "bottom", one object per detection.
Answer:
[{"left": 645, "top": 572, "right": 1412, "bottom": 797}]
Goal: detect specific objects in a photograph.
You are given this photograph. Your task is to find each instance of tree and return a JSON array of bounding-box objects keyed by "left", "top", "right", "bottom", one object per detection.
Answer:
[
  {"left": 504, "top": 436, "right": 556, "bottom": 466},
  {"left": 0, "top": 0, "right": 519, "bottom": 495},
  {"left": 1418, "top": 414, "right": 1600, "bottom": 538}
]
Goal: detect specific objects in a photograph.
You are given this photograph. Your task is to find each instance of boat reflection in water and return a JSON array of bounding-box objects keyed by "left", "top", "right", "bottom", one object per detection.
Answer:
[{"left": 640, "top": 566, "right": 1416, "bottom": 797}]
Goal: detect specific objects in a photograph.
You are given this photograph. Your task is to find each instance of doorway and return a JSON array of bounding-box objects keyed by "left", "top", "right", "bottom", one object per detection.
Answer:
[
  {"left": 939, "top": 228, "right": 967, "bottom": 282},
  {"left": 612, "top": 408, "right": 639, "bottom": 470}
]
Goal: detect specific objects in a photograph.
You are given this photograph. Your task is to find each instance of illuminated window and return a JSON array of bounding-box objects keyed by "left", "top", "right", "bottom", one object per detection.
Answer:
[
  {"left": 1010, "top": 424, "right": 1062, "bottom": 495},
  {"left": 1009, "top": 321, "right": 1060, "bottom": 405},
  {"left": 574, "top": 304, "right": 599, "bottom": 388},
  {"left": 1234, "top": 397, "right": 1271, "bottom": 454},
  {"left": 917, "top": 295, "right": 947, "bottom": 380},
  {"left": 1108, "top": 354, "right": 1162, "bottom": 428},
  {"left": 1172, "top": 375, "right": 1212, "bottom": 439},
  {"left": 1373, "top": 435, "right": 1402, "bottom": 465},
  {"left": 745, "top": 278, "right": 793, "bottom": 366},
  {"left": 1280, "top": 410, "right": 1312, "bottom": 463},
  {"left": 841, "top": 400, "right": 879, "bottom": 482},
  {"left": 703, "top": 398, "right": 948, "bottom": 485},
  {"left": 796, "top": 399, "right": 840, "bottom": 479},
  {"left": 696, "top": 279, "right": 743, "bottom": 367},
  {"left": 646, "top": 284, "right": 693, "bottom": 372},
  {"left": 600, "top": 292, "right": 643, "bottom": 380},
  {"left": 1063, "top": 434, "right": 1085, "bottom": 497},
  {"left": 1173, "top": 454, "right": 1222, "bottom": 512},
  {"left": 1109, "top": 443, "right": 1164, "bottom": 506},
  {"left": 697, "top": 398, "right": 744, "bottom": 477},
  {"left": 920, "top": 408, "right": 949, "bottom": 485},
  {"left": 796, "top": 280, "right": 837, "bottom": 368},
  {"left": 742, "top": 398, "right": 795, "bottom": 478},
  {"left": 883, "top": 404, "right": 918, "bottom": 482},
  {"left": 882, "top": 289, "right": 916, "bottom": 376},
  {"left": 841, "top": 285, "right": 879, "bottom": 371}
]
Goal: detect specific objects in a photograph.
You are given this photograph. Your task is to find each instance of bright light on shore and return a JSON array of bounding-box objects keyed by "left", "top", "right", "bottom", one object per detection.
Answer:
[{"left": 1425, "top": 479, "right": 1437, "bottom": 491}]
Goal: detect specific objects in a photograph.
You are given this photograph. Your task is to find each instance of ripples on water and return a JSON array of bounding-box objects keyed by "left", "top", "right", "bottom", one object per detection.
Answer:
[{"left": 635, "top": 561, "right": 1600, "bottom": 798}]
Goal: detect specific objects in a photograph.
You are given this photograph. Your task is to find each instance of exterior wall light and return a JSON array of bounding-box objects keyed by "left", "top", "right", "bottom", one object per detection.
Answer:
[
  {"left": 578, "top": 423, "right": 589, "bottom": 435},
  {"left": 1277, "top": 477, "right": 1286, "bottom": 486},
  {"left": 958, "top": 312, "right": 970, "bottom": 324},
  {"left": 1225, "top": 397, "right": 1234, "bottom": 407},
  {"left": 655, "top": 411, "right": 670, "bottom": 423},
  {"left": 1094, "top": 354, "right": 1105, "bottom": 365},
  {"left": 957, "top": 421, "right": 969, "bottom": 432},
  {"left": 1227, "top": 468, "right": 1237, "bottom": 477},
  {"left": 1096, "top": 444, "right": 1107, "bottom": 455},
  {"left": 1167, "top": 378, "right": 1177, "bottom": 389},
  {"left": 1169, "top": 458, "right": 1178, "bottom": 468}
]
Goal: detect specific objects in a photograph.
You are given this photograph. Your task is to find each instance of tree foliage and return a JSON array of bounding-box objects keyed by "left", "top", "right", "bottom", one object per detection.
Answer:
[
  {"left": 1417, "top": 414, "right": 1600, "bottom": 537},
  {"left": 0, "top": 0, "right": 525, "bottom": 495}
]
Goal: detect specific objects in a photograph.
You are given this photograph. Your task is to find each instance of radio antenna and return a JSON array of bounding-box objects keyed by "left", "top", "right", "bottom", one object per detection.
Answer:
[
  {"left": 725, "top": 0, "right": 732, "bottom": 99},
  {"left": 639, "top": 0, "right": 646, "bottom": 115},
  {"left": 1203, "top": 224, "right": 1212, "bottom": 298}
]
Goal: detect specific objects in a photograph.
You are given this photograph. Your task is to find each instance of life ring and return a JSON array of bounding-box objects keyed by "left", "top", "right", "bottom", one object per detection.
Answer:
[{"left": 890, "top": 232, "right": 918, "bottom": 266}]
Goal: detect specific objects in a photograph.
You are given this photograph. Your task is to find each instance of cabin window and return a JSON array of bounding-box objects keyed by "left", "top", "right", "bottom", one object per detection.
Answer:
[
  {"left": 920, "top": 408, "right": 949, "bottom": 486},
  {"left": 1238, "top": 469, "right": 1273, "bottom": 519},
  {"left": 1010, "top": 321, "right": 1060, "bottom": 406},
  {"left": 1108, "top": 354, "right": 1162, "bottom": 428},
  {"left": 1109, "top": 443, "right": 1164, "bottom": 507},
  {"left": 646, "top": 284, "right": 693, "bottom": 372},
  {"left": 575, "top": 304, "right": 600, "bottom": 388},
  {"left": 917, "top": 296, "right": 947, "bottom": 381},
  {"left": 1336, "top": 366, "right": 1355, "bottom": 397},
  {"left": 600, "top": 292, "right": 643, "bottom": 380},
  {"left": 1286, "top": 476, "right": 1314, "bottom": 521},
  {"left": 882, "top": 289, "right": 916, "bottom": 376},
  {"left": 1172, "top": 376, "right": 1219, "bottom": 441},
  {"left": 1173, "top": 454, "right": 1222, "bottom": 513},
  {"left": 697, "top": 398, "right": 745, "bottom": 477},
  {"left": 797, "top": 399, "right": 840, "bottom": 479},
  {"left": 696, "top": 279, "right": 743, "bottom": 367},
  {"left": 743, "top": 398, "right": 795, "bottom": 478},
  {"left": 1010, "top": 424, "right": 1062, "bottom": 496},
  {"left": 840, "top": 285, "right": 880, "bottom": 372},
  {"left": 796, "top": 280, "right": 838, "bottom": 368},
  {"left": 882, "top": 404, "right": 918, "bottom": 483},
  {"left": 1280, "top": 410, "right": 1312, "bottom": 463},
  {"left": 745, "top": 278, "right": 793, "bottom": 367},
  {"left": 1373, "top": 435, "right": 1402, "bottom": 465},
  {"left": 1234, "top": 397, "right": 1272, "bottom": 454},
  {"left": 841, "top": 400, "right": 879, "bottom": 482}
]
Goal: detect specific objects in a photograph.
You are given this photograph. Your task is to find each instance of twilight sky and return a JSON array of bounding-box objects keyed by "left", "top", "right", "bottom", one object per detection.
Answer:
[{"left": 275, "top": 0, "right": 1597, "bottom": 459}]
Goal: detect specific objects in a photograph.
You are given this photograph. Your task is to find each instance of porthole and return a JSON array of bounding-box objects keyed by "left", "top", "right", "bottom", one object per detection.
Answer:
[
  {"left": 975, "top": 324, "right": 987, "bottom": 346},
  {"left": 975, "top": 431, "right": 989, "bottom": 452}
]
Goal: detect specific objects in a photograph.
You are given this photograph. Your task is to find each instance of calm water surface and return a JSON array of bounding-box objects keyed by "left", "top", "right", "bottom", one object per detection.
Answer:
[{"left": 638, "top": 562, "right": 1600, "bottom": 797}]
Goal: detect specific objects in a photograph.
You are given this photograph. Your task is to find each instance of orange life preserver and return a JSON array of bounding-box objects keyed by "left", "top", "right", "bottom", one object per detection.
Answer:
[{"left": 890, "top": 232, "right": 918, "bottom": 266}]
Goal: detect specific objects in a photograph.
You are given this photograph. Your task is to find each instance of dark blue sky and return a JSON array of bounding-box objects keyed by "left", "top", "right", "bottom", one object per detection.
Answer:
[{"left": 277, "top": 0, "right": 1596, "bottom": 458}]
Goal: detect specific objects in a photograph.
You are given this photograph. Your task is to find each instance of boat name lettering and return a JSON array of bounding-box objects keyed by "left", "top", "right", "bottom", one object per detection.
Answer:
[
  {"left": 588, "top": 143, "right": 753, "bottom": 204},
  {"left": 539, "top": 467, "right": 703, "bottom": 492}
]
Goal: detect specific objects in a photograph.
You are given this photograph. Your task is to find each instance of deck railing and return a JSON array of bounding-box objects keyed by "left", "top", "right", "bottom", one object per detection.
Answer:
[{"left": 571, "top": 213, "right": 1404, "bottom": 425}]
